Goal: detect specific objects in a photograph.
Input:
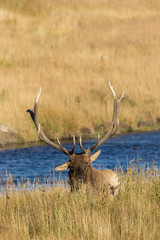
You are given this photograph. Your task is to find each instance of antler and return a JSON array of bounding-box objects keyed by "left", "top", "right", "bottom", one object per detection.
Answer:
[
  {"left": 27, "top": 83, "right": 124, "bottom": 157},
  {"left": 80, "top": 82, "right": 124, "bottom": 154},
  {"left": 27, "top": 88, "right": 75, "bottom": 156}
]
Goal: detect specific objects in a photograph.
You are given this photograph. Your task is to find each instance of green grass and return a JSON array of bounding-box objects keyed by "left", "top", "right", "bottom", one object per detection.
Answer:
[{"left": 0, "top": 166, "right": 159, "bottom": 240}]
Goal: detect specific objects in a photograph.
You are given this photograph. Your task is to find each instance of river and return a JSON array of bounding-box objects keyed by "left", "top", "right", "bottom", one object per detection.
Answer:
[{"left": 0, "top": 131, "right": 160, "bottom": 185}]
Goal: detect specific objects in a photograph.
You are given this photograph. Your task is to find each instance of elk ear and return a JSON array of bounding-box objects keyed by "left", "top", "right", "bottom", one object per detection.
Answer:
[
  {"left": 90, "top": 150, "right": 101, "bottom": 163},
  {"left": 54, "top": 161, "right": 70, "bottom": 171}
]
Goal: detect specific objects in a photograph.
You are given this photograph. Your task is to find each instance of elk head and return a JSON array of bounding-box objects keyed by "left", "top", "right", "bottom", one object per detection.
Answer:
[{"left": 27, "top": 83, "right": 124, "bottom": 192}]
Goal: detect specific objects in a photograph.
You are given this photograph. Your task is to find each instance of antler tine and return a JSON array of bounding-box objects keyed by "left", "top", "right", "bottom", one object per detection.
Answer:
[
  {"left": 70, "top": 135, "right": 76, "bottom": 155},
  {"left": 35, "top": 88, "right": 42, "bottom": 105},
  {"left": 108, "top": 82, "right": 116, "bottom": 98},
  {"left": 85, "top": 132, "right": 101, "bottom": 154},
  {"left": 109, "top": 82, "right": 118, "bottom": 124},
  {"left": 57, "top": 137, "right": 64, "bottom": 150},
  {"left": 119, "top": 91, "right": 124, "bottom": 103},
  {"left": 97, "top": 132, "right": 100, "bottom": 141},
  {"left": 86, "top": 83, "right": 124, "bottom": 154},
  {"left": 27, "top": 88, "right": 71, "bottom": 156},
  {"left": 57, "top": 135, "right": 76, "bottom": 155},
  {"left": 110, "top": 119, "right": 119, "bottom": 137},
  {"left": 79, "top": 136, "right": 87, "bottom": 154},
  {"left": 34, "top": 88, "right": 42, "bottom": 130}
]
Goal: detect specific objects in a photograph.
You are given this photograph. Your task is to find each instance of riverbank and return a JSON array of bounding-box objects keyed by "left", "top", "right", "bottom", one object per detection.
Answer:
[{"left": 1, "top": 122, "right": 160, "bottom": 148}]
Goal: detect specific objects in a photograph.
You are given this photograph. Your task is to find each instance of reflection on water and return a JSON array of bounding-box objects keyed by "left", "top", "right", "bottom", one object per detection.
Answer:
[{"left": 0, "top": 131, "right": 160, "bottom": 184}]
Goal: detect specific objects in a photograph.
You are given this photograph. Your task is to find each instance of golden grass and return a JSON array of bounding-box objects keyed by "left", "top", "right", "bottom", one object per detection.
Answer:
[
  {"left": 0, "top": 0, "right": 160, "bottom": 142},
  {"left": 0, "top": 166, "right": 159, "bottom": 240}
]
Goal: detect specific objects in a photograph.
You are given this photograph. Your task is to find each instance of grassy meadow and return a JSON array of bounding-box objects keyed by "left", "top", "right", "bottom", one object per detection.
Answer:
[
  {"left": 0, "top": 166, "right": 159, "bottom": 240},
  {"left": 0, "top": 2, "right": 160, "bottom": 240},
  {"left": 0, "top": 0, "right": 160, "bottom": 142}
]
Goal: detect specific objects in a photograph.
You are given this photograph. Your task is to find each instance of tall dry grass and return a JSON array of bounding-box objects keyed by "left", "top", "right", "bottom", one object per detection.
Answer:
[
  {"left": 0, "top": 0, "right": 160, "bottom": 142},
  {"left": 0, "top": 166, "right": 159, "bottom": 240}
]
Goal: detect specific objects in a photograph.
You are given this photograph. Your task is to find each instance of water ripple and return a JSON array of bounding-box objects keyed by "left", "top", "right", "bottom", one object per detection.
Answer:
[{"left": 0, "top": 131, "right": 159, "bottom": 183}]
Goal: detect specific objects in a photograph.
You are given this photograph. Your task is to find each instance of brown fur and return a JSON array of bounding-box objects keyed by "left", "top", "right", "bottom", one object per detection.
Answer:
[
  {"left": 27, "top": 83, "right": 123, "bottom": 196},
  {"left": 55, "top": 151, "right": 120, "bottom": 195}
]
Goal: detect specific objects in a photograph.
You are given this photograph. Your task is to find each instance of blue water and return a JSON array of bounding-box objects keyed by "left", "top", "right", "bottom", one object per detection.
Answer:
[{"left": 0, "top": 131, "right": 160, "bottom": 184}]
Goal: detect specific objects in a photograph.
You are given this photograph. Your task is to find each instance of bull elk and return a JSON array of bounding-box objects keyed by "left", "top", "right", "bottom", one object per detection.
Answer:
[{"left": 27, "top": 83, "right": 124, "bottom": 196}]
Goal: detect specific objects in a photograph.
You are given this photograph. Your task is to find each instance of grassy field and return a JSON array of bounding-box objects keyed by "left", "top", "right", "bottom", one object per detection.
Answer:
[
  {"left": 0, "top": 0, "right": 160, "bottom": 143},
  {"left": 0, "top": 2, "right": 159, "bottom": 239},
  {"left": 0, "top": 166, "right": 159, "bottom": 240}
]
